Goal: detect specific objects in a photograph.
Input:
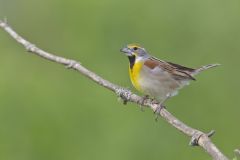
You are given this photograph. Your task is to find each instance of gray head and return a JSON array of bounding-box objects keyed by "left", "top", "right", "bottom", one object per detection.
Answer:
[
  {"left": 120, "top": 44, "right": 150, "bottom": 69},
  {"left": 120, "top": 44, "right": 149, "bottom": 58}
]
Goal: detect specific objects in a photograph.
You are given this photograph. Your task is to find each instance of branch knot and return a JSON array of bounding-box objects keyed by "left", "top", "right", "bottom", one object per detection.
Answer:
[
  {"left": 66, "top": 60, "right": 80, "bottom": 69},
  {"left": 116, "top": 88, "right": 132, "bottom": 105},
  {"left": 26, "top": 43, "right": 36, "bottom": 52},
  {"left": 190, "top": 131, "right": 203, "bottom": 146},
  {"left": 190, "top": 130, "right": 215, "bottom": 146}
]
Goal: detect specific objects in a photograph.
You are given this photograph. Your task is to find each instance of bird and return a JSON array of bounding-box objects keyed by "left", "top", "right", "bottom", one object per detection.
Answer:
[{"left": 120, "top": 44, "right": 220, "bottom": 114}]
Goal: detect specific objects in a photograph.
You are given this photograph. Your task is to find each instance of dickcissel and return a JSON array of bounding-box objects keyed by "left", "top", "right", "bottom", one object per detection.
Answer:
[{"left": 120, "top": 44, "right": 219, "bottom": 113}]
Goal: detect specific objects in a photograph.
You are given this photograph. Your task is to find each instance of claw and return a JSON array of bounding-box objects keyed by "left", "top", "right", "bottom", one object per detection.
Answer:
[
  {"left": 153, "top": 94, "right": 171, "bottom": 121},
  {"left": 139, "top": 95, "right": 150, "bottom": 111},
  {"left": 154, "top": 104, "right": 166, "bottom": 121}
]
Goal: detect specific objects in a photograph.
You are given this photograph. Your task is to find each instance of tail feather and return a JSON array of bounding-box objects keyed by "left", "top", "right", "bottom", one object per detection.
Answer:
[{"left": 192, "top": 63, "right": 220, "bottom": 75}]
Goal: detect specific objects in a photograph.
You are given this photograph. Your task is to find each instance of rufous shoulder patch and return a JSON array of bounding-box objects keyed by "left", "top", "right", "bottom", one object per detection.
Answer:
[{"left": 144, "top": 59, "right": 160, "bottom": 69}]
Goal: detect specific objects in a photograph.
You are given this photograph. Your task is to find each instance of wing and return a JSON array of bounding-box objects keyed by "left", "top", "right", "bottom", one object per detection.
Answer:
[{"left": 144, "top": 57, "right": 196, "bottom": 81}]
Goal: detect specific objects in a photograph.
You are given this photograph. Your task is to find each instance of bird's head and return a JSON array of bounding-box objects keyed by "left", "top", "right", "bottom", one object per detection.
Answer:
[{"left": 120, "top": 44, "right": 149, "bottom": 59}]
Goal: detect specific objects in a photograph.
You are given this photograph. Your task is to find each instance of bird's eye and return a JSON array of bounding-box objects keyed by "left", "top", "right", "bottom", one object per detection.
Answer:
[{"left": 133, "top": 47, "right": 138, "bottom": 51}]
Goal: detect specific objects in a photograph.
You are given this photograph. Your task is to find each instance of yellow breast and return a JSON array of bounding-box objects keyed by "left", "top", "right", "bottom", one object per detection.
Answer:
[{"left": 129, "top": 61, "right": 144, "bottom": 92}]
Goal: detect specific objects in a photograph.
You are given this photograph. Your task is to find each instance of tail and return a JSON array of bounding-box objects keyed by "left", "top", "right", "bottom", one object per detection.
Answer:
[{"left": 192, "top": 63, "right": 221, "bottom": 76}]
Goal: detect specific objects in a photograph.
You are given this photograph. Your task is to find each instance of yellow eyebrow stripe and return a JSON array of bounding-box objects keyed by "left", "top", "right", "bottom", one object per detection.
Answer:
[{"left": 127, "top": 44, "right": 141, "bottom": 49}]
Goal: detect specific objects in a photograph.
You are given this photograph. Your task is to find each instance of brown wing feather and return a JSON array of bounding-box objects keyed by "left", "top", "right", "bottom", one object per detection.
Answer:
[
  {"left": 167, "top": 62, "right": 195, "bottom": 72},
  {"left": 144, "top": 57, "right": 196, "bottom": 81}
]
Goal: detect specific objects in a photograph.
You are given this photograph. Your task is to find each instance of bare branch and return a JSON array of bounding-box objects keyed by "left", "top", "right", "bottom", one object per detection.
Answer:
[{"left": 0, "top": 20, "right": 229, "bottom": 160}]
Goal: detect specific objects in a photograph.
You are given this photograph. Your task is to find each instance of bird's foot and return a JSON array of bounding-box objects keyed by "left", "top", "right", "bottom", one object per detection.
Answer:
[
  {"left": 139, "top": 95, "right": 150, "bottom": 111},
  {"left": 154, "top": 104, "right": 166, "bottom": 121}
]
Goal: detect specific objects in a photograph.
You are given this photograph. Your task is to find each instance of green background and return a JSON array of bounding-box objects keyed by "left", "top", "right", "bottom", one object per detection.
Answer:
[{"left": 0, "top": 0, "right": 239, "bottom": 160}]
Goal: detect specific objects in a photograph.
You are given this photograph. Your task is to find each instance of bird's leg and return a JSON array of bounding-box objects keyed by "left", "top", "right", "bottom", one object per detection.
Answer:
[
  {"left": 154, "top": 94, "right": 171, "bottom": 121},
  {"left": 139, "top": 95, "right": 150, "bottom": 111}
]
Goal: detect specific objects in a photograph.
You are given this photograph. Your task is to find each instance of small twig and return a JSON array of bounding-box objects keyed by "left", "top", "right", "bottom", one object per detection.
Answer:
[
  {"left": 235, "top": 149, "right": 240, "bottom": 158},
  {"left": 4, "top": 17, "right": 7, "bottom": 23},
  {"left": 0, "top": 20, "right": 229, "bottom": 160},
  {"left": 207, "top": 130, "right": 216, "bottom": 137}
]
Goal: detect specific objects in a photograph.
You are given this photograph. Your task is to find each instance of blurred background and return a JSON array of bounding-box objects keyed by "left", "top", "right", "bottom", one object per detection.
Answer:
[{"left": 0, "top": 0, "right": 239, "bottom": 159}]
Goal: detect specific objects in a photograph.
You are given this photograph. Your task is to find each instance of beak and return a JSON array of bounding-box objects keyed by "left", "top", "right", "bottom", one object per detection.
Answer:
[{"left": 120, "top": 47, "right": 133, "bottom": 56}]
